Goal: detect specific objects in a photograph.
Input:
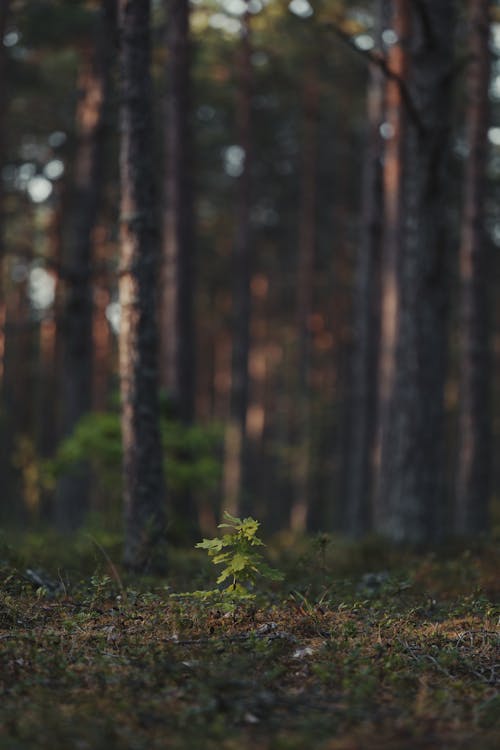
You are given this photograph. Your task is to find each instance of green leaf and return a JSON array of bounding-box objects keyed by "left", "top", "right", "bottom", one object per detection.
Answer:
[{"left": 195, "top": 538, "right": 224, "bottom": 552}]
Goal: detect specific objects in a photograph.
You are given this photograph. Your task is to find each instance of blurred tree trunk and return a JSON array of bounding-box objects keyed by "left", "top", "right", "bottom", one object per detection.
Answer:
[
  {"left": 374, "top": 0, "right": 456, "bottom": 543},
  {"left": 224, "top": 6, "right": 253, "bottom": 518},
  {"left": 55, "top": 0, "right": 117, "bottom": 531},
  {"left": 290, "top": 59, "right": 319, "bottom": 533},
  {"left": 161, "top": 0, "right": 195, "bottom": 423},
  {"left": 345, "top": 0, "right": 387, "bottom": 537},
  {"left": 0, "top": 0, "right": 9, "bottom": 390},
  {"left": 118, "top": 0, "right": 167, "bottom": 572},
  {"left": 455, "top": 0, "right": 492, "bottom": 534},
  {"left": 0, "top": 0, "right": 11, "bottom": 510},
  {"left": 161, "top": 0, "right": 197, "bottom": 538}
]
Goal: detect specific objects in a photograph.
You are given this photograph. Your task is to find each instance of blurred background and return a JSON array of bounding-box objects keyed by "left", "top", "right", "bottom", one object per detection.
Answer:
[{"left": 0, "top": 0, "right": 498, "bottom": 544}]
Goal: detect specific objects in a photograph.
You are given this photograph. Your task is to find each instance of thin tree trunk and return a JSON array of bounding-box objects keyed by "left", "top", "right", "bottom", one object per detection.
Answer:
[
  {"left": 161, "top": 0, "right": 197, "bottom": 538},
  {"left": 373, "top": 0, "right": 408, "bottom": 538},
  {"left": 0, "top": 0, "right": 9, "bottom": 390},
  {"left": 290, "top": 59, "right": 319, "bottom": 533},
  {"left": 56, "top": 0, "right": 117, "bottom": 530},
  {"left": 161, "top": 0, "right": 195, "bottom": 424},
  {"left": 455, "top": 0, "right": 492, "bottom": 534},
  {"left": 0, "top": 0, "right": 11, "bottom": 510},
  {"left": 92, "top": 284, "right": 112, "bottom": 411},
  {"left": 224, "top": 6, "right": 252, "bottom": 518},
  {"left": 375, "top": 0, "right": 456, "bottom": 543},
  {"left": 345, "top": 0, "right": 387, "bottom": 536},
  {"left": 119, "top": 0, "right": 167, "bottom": 572}
]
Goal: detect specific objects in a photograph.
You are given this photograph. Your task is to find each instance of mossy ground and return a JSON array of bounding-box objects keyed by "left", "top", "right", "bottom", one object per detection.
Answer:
[{"left": 1, "top": 532, "right": 499, "bottom": 749}]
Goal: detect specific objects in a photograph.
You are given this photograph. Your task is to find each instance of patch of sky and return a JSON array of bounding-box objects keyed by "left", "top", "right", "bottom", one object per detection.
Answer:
[
  {"left": 29, "top": 267, "right": 56, "bottom": 311},
  {"left": 288, "top": 0, "right": 313, "bottom": 20},
  {"left": 354, "top": 34, "right": 374, "bottom": 51},
  {"left": 26, "top": 175, "right": 53, "bottom": 203},
  {"left": 248, "top": 0, "right": 264, "bottom": 13},
  {"left": 3, "top": 30, "right": 20, "bottom": 47},
  {"left": 223, "top": 145, "right": 245, "bottom": 177},
  {"left": 490, "top": 23, "right": 500, "bottom": 53},
  {"left": 44, "top": 160, "right": 64, "bottom": 181},
  {"left": 488, "top": 127, "right": 500, "bottom": 146},
  {"left": 382, "top": 29, "right": 398, "bottom": 46},
  {"left": 106, "top": 302, "right": 121, "bottom": 335},
  {"left": 218, "top": 0, "right": 247, "bottom": 16},
  {"left": 208, "top": 13, "right": 242, "bottom": 34},
  {"left": 379, "top": 122, "right": 395, "bottom": 140}
]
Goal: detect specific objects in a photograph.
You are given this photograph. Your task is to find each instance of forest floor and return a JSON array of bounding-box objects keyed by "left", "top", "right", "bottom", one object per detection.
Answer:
[{"left": 0, "top": 530, "right": 499, "bottom": 749}]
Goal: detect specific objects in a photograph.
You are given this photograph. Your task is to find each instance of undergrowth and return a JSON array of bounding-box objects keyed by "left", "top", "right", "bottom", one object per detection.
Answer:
[{"left": 0, "top": 530, "right": 499, "bottom": 749}]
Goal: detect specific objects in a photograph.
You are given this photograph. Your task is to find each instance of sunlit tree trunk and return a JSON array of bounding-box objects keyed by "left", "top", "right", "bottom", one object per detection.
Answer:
[
  {"left": 224, "top": 6, "right": 253, "bottom": 518},
  {"left": 375, "top": 0, "right": 456, "bottom": 542},
  {"left": 119, "top": 0, "right": 167, "bottom": 572},
  {"left": 55, "top": 0, "right": 117, "bottom": 530},
  {"left": 455, "top": 0, "right": 492, "bottom": 534},
  {"left": 373, "top": 0, "right": 408, "bottom": 538},
  {"left": 345, "top": 0, "right": 387, "bottom": 536}
]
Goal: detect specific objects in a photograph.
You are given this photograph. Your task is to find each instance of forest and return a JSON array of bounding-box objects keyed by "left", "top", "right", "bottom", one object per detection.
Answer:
[{"left": 0, "top": 0, "right": 499, "bottom": 748}]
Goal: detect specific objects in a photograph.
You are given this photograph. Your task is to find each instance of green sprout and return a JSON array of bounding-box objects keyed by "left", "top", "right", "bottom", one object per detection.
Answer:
[{"left": 195, "top": 511, "right": 283, "bottom": 596}]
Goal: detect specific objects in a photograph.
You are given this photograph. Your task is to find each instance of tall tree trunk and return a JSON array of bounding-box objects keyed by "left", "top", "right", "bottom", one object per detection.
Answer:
[
  {"left": 290, "top": 59, "right": 319, "bottom": 533},
  {"left": 224, "top": 6, "right": 252, "bottom": 518},
  {"left": 0, "top": 0, "right": 9, "bottom": 390},
  {"left": 55, "top": 0, "right": 117, "bottom": 531},
  {"left": 161, "top": 0, "right": 197, "bottom": 538},
  {"left": 0, "top": 0, "right": 11, "bottom": 509},
  {"left": 373, "top": 0, "right": 408, "bottom": 538},
  {"left": 455, "top": 0, "right": 492, "bottom": 534},
  {"left": 119, "top": 0, "right": 167, "bottom": 572},
  {"left": 374, "top": 0, "right": 456, "bottom": 543},
  {"left": 161, "top": 0, "right": 195, "bottom": 423},
  {"left": 345, "top": 0, "right": 387, "bottom": 536}
]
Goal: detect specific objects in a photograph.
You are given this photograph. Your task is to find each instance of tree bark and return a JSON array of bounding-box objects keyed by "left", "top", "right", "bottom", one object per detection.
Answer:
[
  {"left": 161, "top": 0, "right": 195, "bottom": 424},
  {"left": 345, "top": 0, "right": 387, "bottom": 537},
  {"left": 55, "top": 0, "right": 117, "bottom": 531},
  {"left": 161, "top": 0, "right": 198, "bottom": 538},
  {"left": 455, "top": 0, "right": 492, "bottom": 535},
  {"left": 119, "top": 0, "right": 167, "bottom": 572},
  {"left": 290, "top": 59, "right": 319, "bottom": 533},
  {"left": 0, "top": 0, "right": 11, "bottom": 511},
  {"left": 0, "top": 0, "right": 11, "bottom": 390},
  {"left": 374, "top": 0, "right": 456, "bottom": 543},
  {"left": 224, "top": 6, "right": 253, "bottom": 518}
]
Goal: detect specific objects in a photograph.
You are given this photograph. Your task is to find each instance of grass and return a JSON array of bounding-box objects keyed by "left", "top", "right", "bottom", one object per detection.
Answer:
[{"left": 0, "top": 531, "right": 499, "bottom": 749}]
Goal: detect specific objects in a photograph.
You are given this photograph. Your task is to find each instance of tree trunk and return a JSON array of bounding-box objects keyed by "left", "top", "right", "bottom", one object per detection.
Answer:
[
  {"left": 119, "top": 0, "right": 167, "bottom": 572},
  {"left": 0, "top": 0, "right": 11, "bottom": 510},
  {"left": 161, "top": 0, "right": 195, "bottom": 424},
  {"left": 224, "top": 6, "right": 253, "bottom": 518},
  {"left": 161, "top": 0, "right": 198, "bottom": 538},
  {"left": 455, "top": 0, "right": 492, "bottom": 534},
  {"left": 345, "top": 0, "right": 387, "bottom": 536},
  {"left": 375, "top": 0, "right": 456, "bottom": 543},
  {"left": 290, "top": 59, "right": 319, "bottom": 533},
  {"left": 0, "top": 0, "right": 9, "bottom": 390},
  {"left": 55, "top": 0, "right": 117, "bottom": 531}
]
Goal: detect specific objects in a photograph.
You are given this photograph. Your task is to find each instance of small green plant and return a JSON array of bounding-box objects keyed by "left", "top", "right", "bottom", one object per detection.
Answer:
[
  {"left": 196, "top": 512, "right": 283, "bottom": 596},
  {"left": 170, "top": 512, "right": 283, "bottom": 609}
]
